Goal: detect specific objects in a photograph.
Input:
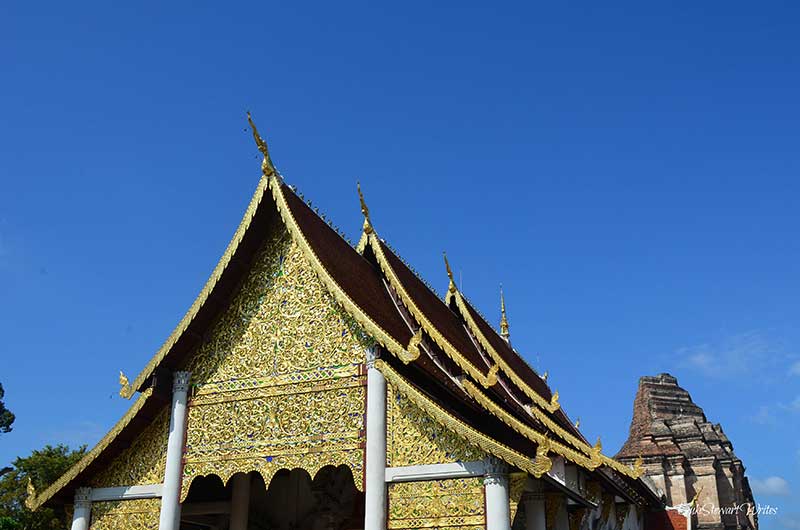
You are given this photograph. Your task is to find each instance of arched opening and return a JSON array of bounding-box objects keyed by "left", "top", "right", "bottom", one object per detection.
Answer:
[{"left": 180, "top": 466, "right": 364, "bottom": 530}]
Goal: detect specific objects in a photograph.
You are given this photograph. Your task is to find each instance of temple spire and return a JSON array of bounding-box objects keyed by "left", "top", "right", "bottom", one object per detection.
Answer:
[
  {"left": 443, "top": 252, "right": 456, "bottom": 294},
  {"left": 499, "top": 286, "right": 510, "bottom": 341},
  {"left": 357, "top": 182, "right": 374, "bottom": 234},
  {"left": 246, "top": 112, "right": 277, "bottom": 177}
]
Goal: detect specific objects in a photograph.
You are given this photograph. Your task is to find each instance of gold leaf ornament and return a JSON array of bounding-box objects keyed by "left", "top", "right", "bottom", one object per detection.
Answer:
[
  {"left": 119, "top": 371, "right": 131, "bottom": 398},
  {"left": 24, "top": 478, "right": 36, "bottom": 510},
  {"left": 400, "top": 329, "right": 423, "bottom": 364},
  {"left": 531, "top": 437, "right": 553, "bottom": 477}
]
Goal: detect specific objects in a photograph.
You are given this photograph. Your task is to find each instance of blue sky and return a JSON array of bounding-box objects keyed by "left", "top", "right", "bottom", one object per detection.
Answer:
[{"left": 1, "top": 1, "right": 798, "bottom": 526}]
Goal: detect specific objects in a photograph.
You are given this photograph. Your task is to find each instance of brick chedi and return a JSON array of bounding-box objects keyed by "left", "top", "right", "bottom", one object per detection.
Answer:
[{"left": 617, "top": 374, "right": 757, "bottom": 530}]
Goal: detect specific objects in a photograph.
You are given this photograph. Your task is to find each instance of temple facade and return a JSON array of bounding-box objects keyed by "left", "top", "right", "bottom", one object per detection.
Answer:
[
  {"left": 28, "top": 117, "right": 665, "bottom": 530},
  {"left": 616, "top": 374, "right": 757, "bottom": 530}
]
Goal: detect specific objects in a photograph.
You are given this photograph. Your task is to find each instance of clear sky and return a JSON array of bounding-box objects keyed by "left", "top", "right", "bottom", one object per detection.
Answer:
[{"left": 1, "top": 1, "right": 798, "bottom": 527}]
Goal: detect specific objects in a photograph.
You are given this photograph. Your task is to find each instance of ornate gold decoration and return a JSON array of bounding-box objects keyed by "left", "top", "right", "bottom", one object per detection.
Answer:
[
  {"left": 550, "top": 391, "right": 560, "bottom": 410},
  {"left": 90, "top": 407, "right": 169, "bottom": 488},
  {"left": 386, "top": 384, "right": 484, "bottom": 467},
  {"left": 499, "top": 287, "right": 509, "bottom": 340},
  {"left": 367, "top": 238, "right": 496, "bottom": 387},
  {"left": 24, "top": 478, "right": 36, "bottom": 510},
  {"left": 388, "top": 478, "right": 485, "bottom": 530},
  {"left": 544, "top": 493, "right": 563, "bottom": 530},
  {"left": 531, "top": 438, "right": 553, "bottom": 477},
  {"left": 569, "top": 507, "right": 587, "bottom": 530},
  {"left": 118, "top": 371, "right": 131, "bottom": 399},
  {"left": 541, "top": 371, "right": 548, "bottom": 382},
  {"left": 357, "top": 182, "right": 374, "bottom": 234},
  {"left": 180, "top": 226, "right": 368, "bottom": 499},
  {"left": 508, "top": 472, "right": 527, "bottom": 523},
  {"left": 631, "top": 455, "right": 644, "bottom": 479},
  {"left": 379, "top": 359, "right": 556, "bottom": 477},
  {"left": 574, "top": 418, "right": 580, "bottom": 428},
  {"left": 247, "top": 111, "right": 276, "bottom": 177},
  {"left": 90, "top": 499, "right": 160, "bottom": 530},
  {"left": 400, "top": 329, "right": 423, "bottom": 364},
  {"left": 28, "top": 388, "right": 155, "bottom": 511},
  {"left": 270, "top": 175, "right": 409, "bottom": 363},
  {"left": 461, "top": 379, "right": 600, "bottom": 471},
  {"left": 449, "top": 290, "right": 559, "bottom": 412}
]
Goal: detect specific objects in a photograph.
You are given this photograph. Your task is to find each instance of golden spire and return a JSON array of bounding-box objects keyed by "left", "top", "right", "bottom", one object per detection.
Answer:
[
  {"left": 443, "top": 252, "right": 456, "bottom": 294},
  {"left": 499, "top": 286, "right": 510, "bottom": 340},
  {"left": 357, "top": 182, "right": 374, "bottom": 234},
  {"left": 246, "top": 112, "right": 276, "bottom": 177}
]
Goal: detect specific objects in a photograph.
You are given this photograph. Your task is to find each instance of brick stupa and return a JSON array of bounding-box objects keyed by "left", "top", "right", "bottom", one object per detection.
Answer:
[{"left": 617, "top": 374, "right": 757, "bottom": 530}]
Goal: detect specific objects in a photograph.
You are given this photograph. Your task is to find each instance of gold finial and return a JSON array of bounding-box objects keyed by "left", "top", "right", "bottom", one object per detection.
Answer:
[
  {"left": 443, "top": 252, "right": 456, "bottom": 294},
  {"left": 574, "top": 418, "right": 580, "bottom": 428},
  {"left": 499, "top": 286, "right": 510, "bottom": 340},
  {"left": 594, "top": 436, "right": 602, "bottom": 453},
  {"left": 24, "top": 477, "right": 36, "bottom": 510},
  {"left": 400, "top": 329, "right": 422, "bottom": 364},
  {"left": 632, "top": 454, "right": 644, "bottom": 478},
  {"left": 119, "top": 371, "right": 131, "bottom": 398},
  {"left": 549, "top": 390, "right": 560, "bottom": 411},
  {"left": 246, "top": 112, "right": 276, "bottom": 177},
  {"left": 357, "top": 182, "right": 374, "bottom": 234},
  {"left": 541, "top": 371, "right": 548, "bottom": 382},
  {"left": 531, "top": 437, "right": 553, "bottom": 477}
]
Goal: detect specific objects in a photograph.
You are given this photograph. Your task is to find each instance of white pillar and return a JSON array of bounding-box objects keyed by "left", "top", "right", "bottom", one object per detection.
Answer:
[
  {"left": 70, "top": 488, "right": 91, "bottom": 530},
  {"left": 364, "top": 348, "right": 387, "bottom": 530},
  {"left": 229, "top": 473, "right": 251, "bottom": 530},
  {"left": 523, "top": 492, "right": 546, "bottom": 530},
  {"left": 158, "top": 371, "right": 191, "bottom": 530},
  {"left": 484, "top": 457, "right": 511, "bottom": 530}
]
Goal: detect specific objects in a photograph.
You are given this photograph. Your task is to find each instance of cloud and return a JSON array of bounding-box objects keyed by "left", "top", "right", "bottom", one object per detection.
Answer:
[
  {"left": 790, "top": 361, "right": 800, "bottom": 377},
  {"left": 750, "top": 476, "right": 790, "bottom": 497},
  {"left": 677, "top": 331, "right": 786, "bottom": 378}
]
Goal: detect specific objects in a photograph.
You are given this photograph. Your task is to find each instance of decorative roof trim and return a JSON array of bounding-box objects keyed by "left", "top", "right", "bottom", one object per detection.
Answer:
[
  {"left": 126, "top": 175, "right": 271, "bottom": 396},
  {"left": 450, "top": 289, "right": 560, "bottom": 412},
  {"left": 367, "top": 234, "right": 498, "bottom": 388},
  {"left": 376, "top": 359, "right": 547, "bottom": 478},
  {"left": 28, "top": 388, "right": 155, "bottom": 510},
  {"left": 462, "top": 379, "right": 600, "bottom": 471},
  {"left": 269, "top": 177, "right": 409, "bottom": 361}
]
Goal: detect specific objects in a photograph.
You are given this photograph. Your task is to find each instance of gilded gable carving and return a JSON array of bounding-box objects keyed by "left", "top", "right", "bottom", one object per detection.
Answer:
[
  {"left": 386, "top": 384, "right": 485, "bottom": 467},
  {"left": 90, "top": 499, "right": 160, "bottom": 530},
  {"left": 388, "top": 478, "right": 485, "bottom": 530},
  {"left": 181, "top": 222, "right": 369, "bottom": 497},
  {"left": 89, "top": 408, "right": 169, "bottom": 488}
]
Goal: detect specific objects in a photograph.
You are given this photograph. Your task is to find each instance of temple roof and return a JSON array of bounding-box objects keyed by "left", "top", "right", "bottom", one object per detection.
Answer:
[{"left": 30, "top": 124, "right": 660, "bottom": 510}]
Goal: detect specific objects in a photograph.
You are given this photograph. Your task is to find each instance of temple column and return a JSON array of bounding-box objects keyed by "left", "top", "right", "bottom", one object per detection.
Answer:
[
  {"left": 158, "top": 371, "right": 191, "bottom": 530},
  {"left": 364, "top": 348, "right": 387, "bottom": 530},
  {"left": 70, "top": 487, "right": 91, "bottom": 530},
  {"left": 229, "top": 473, "right": 251, "bottom": 530},
  {"left": 523, "top": 492, "right": 546, "bottom": 530},
  {"left": 484, "top": 457, "right": 511, "bottom": 530}
]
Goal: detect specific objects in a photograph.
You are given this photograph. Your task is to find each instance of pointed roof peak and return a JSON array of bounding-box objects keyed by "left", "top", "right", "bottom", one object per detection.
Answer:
[
  {"left": 246, "top": 111, "right": 277, "bottom": 177},
  {"left": 499, "top": 285, "right": 510, "bottom": 341},
  {"left": 443, "top": 252, "right": 456, "bottom": 294}
]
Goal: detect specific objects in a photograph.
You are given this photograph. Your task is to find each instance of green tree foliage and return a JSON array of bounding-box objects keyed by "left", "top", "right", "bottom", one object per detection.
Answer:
[
  {"left": 0, "top": 384, "right": 14, "bottom": 434},
  {"left": 0, "top": 445, "right": 86, "bottom": 530}
]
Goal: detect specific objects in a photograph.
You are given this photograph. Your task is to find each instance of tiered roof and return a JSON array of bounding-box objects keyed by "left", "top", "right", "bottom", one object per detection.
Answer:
[{"left": 29, "top": 117, "right": 659, "bottom": 510}]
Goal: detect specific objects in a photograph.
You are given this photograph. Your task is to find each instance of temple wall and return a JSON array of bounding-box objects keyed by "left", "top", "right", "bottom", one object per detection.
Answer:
[
  {"left": 388, "top": 478, "right": 485, "bottom": 530},
  {"left": 89, "top": 499, "right": 161, "bottom": 530},
  {"left": 180, "top": 223, "right": 371, "bottom": 497}
]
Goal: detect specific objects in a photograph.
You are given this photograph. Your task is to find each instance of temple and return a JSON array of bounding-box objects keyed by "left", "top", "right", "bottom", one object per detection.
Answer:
[
  {"left": 617, "top": 374, "right": 758, "bottom": 530},
  {"left": 28, "top": 116, "right": 669, "bottom": 530}
]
